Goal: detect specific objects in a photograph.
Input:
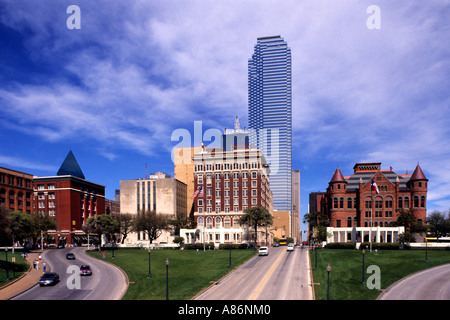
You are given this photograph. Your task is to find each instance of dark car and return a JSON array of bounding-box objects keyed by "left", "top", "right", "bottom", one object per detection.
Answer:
[
  {"left": 80, "top": 265, "right": 92, "bottom": 276},
  {"left": 39, "top": 272, "right": 60, "bottom": 286},
  {"left": 66, "top": 253, "right": 76, "bottom": 260}
]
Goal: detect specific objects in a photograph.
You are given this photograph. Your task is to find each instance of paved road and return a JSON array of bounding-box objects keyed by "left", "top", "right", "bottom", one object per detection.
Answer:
[
  {"left": 195, "top": 246, "right": 313, "bottom": 300},
  {"left": 378, "top": 263, "right": 450, "bottom": 300},
  {"left": 255, "top": 246, "right": 312, "bottom": 300},
  {"left": 12, "top": 247, "right": 127, "bottom": 300}
]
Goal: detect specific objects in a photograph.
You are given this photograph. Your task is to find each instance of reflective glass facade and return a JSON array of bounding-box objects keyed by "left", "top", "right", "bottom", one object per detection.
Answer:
[{"left": 248, "top": 36, "right": 292, "bottom": 212}]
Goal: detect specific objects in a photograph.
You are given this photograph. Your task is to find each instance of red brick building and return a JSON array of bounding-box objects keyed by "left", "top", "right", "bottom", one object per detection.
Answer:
[
  {"left": 33, "top": 151, "right": 105, "bottom": 245},
  {"left": 0, "top": 167, "right": 34, "bottom": 214},
  {"left": 183, "top": 146, "right": 273, "bottom": 245},
  {"left": 313, "top": 162, "right": 427, "bottom": 243}
]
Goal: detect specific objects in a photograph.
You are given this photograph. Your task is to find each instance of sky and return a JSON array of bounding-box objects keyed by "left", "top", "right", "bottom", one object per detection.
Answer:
[{"left": 1, "top": 1, "right": 449, "bottom": 239}]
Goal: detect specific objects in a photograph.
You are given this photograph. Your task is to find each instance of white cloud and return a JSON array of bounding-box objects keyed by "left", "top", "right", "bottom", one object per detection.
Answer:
[{"left": 1, "top": 0, "right": 449, "bottom": 209}]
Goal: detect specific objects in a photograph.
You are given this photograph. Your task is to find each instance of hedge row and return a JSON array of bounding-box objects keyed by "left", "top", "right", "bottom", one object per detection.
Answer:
[{"left": 183, "top": 243, "right": 250, "bottom": 250}]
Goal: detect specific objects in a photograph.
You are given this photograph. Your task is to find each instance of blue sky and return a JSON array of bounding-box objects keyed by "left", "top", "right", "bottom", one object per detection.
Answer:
[{"left": 1, "top": 1, "right": 449, "bottom": 237}]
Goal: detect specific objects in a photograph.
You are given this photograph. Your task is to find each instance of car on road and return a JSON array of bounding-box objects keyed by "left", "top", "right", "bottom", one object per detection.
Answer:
[
  {"left": 272, "top": 242, "right": 280, "bottom": 247},
  {"left": 39, "top": 272, "right": 60, "bottom": 286},
  {"left": 80, "top": 265, "right": 92, "bottom": 276},
  {"left": 66, "top": 253, "right": 76, "bottom": 260},
  {"left": 287, "top": 243, "right": 294, "bottom": 252},
  {"left": 258, "top": 246, "right": 269, "bottom": 256}
]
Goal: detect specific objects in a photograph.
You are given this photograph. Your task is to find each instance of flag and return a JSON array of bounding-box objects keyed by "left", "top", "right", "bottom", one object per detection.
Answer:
[
  {"left": 192, "top": 186, "right": 203, "bottom": 199},
  {"left": 371, "top": 179, "right": 379, "bottom": 194}
]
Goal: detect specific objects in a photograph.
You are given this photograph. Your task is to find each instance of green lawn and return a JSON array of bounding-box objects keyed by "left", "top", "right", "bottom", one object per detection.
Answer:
[
  {"left": 311, "top": 248, "right": 450, "bottom": 300},
  {"left": 88, "top": 248, "right": 256, "bottom": 300},
  {"left": 0, "top": 251, "right": 29, "bottom": 286}
]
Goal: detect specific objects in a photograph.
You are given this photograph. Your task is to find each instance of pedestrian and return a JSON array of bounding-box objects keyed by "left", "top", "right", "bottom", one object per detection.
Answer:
[
  {"left": 43, "top": 262, "right": 47, "bottom": 273},
  {"left": 102, "top": 251, "right": 105, "bottom": 259},
  {"left": 33, "top": 260, "right": 36, "bottom": 269},
  {"left": 36, "top": 260, "right": 39, "bottom": 270}
]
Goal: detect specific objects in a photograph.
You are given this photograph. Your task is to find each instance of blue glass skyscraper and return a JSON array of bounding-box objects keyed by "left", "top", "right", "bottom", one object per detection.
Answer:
[{"left": 248, "top": 36, "right": 292, "bottom": 212}]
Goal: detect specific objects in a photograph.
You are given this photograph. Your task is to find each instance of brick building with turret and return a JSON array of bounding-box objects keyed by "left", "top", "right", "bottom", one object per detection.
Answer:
[{"left": 311, "top": 162, "right": 427, "bottom": 243}]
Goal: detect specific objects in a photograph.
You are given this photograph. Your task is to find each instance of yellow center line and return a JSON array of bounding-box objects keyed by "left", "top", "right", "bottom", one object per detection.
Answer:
[{"left": 250, "top": 248, "right": 287, "bottom": 300}]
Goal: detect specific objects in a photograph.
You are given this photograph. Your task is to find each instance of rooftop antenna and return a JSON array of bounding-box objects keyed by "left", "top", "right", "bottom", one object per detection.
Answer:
[{"left": 145, "top": 162, "right": 148, "bottom": 179}]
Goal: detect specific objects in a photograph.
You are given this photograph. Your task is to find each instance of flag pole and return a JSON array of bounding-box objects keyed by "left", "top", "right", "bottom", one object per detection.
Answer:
[{"left": 370, "top": 187, "right": 373, "bottom": 253}]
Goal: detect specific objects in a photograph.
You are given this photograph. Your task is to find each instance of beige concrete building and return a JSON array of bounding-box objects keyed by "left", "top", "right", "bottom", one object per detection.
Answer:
[
  {"left": 173, "top": 146, "right": 202, "bottom": 217},
  {"left": 119, "top": 172, "right": 187, "bottom": 245},
  {"left": 273, "top": 210, "right": 290, "bottom": 242}
]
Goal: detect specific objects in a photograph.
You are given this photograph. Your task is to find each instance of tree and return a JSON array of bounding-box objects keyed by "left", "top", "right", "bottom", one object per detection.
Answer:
[
  {"left": 84, "top": 215, "right": 119, "bottom": 246},
  {"left": 392, "top": 209, "right": 427, "bottom": 242},
  {"left": 169, "top": 213, "right": 196, "bottom": 237},
  {"left": 133, "top": 211, "right": 170, "bottom": 244},
  {"left": 0, "top": 206, "right": 10, "bottom": 245},
  {"left": 31, "top": 212, "right": 57, "bottom": 247},
  {"left": 115, "top": 213, "right": 134, "bottom": 244},
  {"left": 239, "top": 206, "right": 273, "bottom": 247},
  {"left": 427, "top": 210, "right": 450, "bottom": 240},
  {"left": 8, "top": 211, "right": 33, "bottom": 252}
]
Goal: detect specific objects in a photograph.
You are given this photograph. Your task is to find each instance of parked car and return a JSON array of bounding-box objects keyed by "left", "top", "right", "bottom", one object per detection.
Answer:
[
  {"left": 287, "top": 243, "right": 295, "bottom": 252},
  {"left": 66, "top": 253, "right": 76, "bottom": 260},
  {"left": 39, "top": 272, "right": 60, "bottom": 286},
  {"left": 80, "top": 265, "right": 92, "bottom": 276},
  {"left": 258, "top": 246, "right": 269, "bottom": 256}
]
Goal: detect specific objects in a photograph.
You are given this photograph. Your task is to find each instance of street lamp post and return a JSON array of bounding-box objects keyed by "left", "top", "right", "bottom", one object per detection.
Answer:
[
  {"left": 148, "top": 248, "right": 152, "bottom": 278},
  {"left": 326, "top": 264, "right": 332, "bottom": 300},
  {"left": 4, "top": 247, "right": 9, "bottom": 281},
  {"left": 165, "top": 258, "right": 169, "bottom": 300},
  {"left": 361, "top": 248, "right": 366, "bottom": 285},
  {"left": 229, "top": 239, "right": 232, "bottom": 269}
]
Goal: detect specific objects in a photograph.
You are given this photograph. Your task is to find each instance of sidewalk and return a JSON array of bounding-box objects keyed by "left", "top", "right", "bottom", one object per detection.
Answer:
[{"left": 0, "top": 250, "right": 50, "bottom": 300}]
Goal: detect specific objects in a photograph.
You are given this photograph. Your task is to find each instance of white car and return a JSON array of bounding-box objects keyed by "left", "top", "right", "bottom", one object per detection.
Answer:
[
  {"left": 287, "top": 243, "right": 294, "bottom": 252},
  {"left": 258, "top": 246, "right": 269, "bottom": 256}
]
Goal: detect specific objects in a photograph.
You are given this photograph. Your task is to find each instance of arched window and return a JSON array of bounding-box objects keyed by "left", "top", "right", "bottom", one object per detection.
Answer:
[
  {"left": 224, "top": 217, "right": 231, "bottom": 228},
  {"left": 215, "top": 217, "right": 222, "bottom": 228},
  {"left": 404, "top": 196, "right": 409, "bottom": 208},
  {"left": 421, "top": 195, "right": 426, "bottom": 207},
  {"left": 347, "top": 197, "right": 353, "bottom": 209},
  {"left": 340, "top": 197, "right": 344, "bottom": 208},
  {"left": 198, "top": 217, "right": 204, "bottom": 227},
  {"left": 398, "top": 196, "right": 403, "bottom": 208},
  {"left": 206, "top": 217, "right": 213, "bottom": 229},
  {"left": 347, "top": 217, "right": 352, "bottom": 227},
  {"left": 414, "top": 195, "right": 419, "bottom": 208},
  {"left": 333, "top": 197, "right": 338, "bottom": 208}
]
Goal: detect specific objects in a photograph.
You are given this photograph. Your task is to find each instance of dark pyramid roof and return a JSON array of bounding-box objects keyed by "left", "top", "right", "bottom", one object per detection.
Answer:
[
  {"left": 330, "top": 167, "right": 346, "bottom": 183},
  {"left": 410, "top": 164, "right": 427, "bottom": 181},
  {"left": 57, "top": 150, "right": 85, "bottom": 179}
]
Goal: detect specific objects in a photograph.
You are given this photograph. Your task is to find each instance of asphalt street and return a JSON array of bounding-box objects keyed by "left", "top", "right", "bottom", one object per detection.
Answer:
[
  {"left": 378, "top": 263, "right": 450, "bottom": 300},
  {"left": 195, "top": 245, "right": 313, "bottom": 300},
  {"left": 12, "top": 247, "right": 127, "bottom": 300}
]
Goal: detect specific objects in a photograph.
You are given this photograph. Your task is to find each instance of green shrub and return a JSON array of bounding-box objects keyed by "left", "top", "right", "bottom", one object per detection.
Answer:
[{"left": 325, "top": 242, "right": 356, "bottom": 249}]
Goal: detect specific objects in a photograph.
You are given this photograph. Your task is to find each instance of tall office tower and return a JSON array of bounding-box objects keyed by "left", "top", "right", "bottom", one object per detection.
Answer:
[{"left": 248, "top": 35, "right": 292, "bottom": 212}]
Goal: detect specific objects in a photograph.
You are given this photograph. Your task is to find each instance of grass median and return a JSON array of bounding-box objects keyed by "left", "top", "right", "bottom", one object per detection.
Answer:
[
  {"left": 87, "top": 248, "right": 256, "bottom": 300},
  {"left": 311, "top": 248, "right": 450, "bottom": 300}
]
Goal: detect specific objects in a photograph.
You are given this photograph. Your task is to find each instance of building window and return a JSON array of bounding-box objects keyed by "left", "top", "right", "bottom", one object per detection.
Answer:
[
  {"left": 206, "top": 217, "right": 213, "bottom": 229},
  {"left": 340, "top": 197, "right": 344, "bottom": 208},
  {"left": 347, "top": 217, "right": 352, "bottom": 227},
  {"left": 333, "top": 197, "right": 338, "bottom": 209},
  {"left": 336, "top": 220, "right": 341, "bottom": 227},
  {"left": 347, "top": 197, "right": 353, "bottom": 209},
  {"left": 385, "top": 197, "right": 393, "bottom": 208},
  {"left": 414, "top": 195, "right": 419, "bottom": 208},
  {"left": 421, "top": 195, "right": 426, "bottom": 207},
  {"left": 215, "top": 217, "right": 221, "bottom": 229},
  {"left": 404, "top": 197, "right": 409, "bottom": 208}
]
